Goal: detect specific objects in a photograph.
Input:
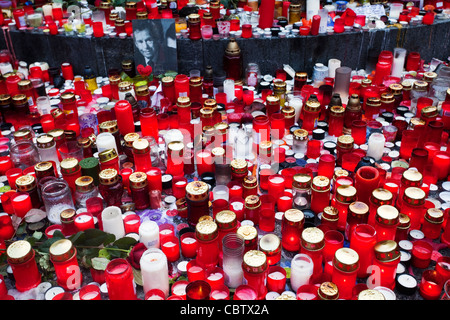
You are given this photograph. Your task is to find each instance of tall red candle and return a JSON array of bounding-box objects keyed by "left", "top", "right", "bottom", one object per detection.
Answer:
[
  {"left": 105, "top": 258, "right": 137, "bottom": 300},
  {"left": 258, "top": 0, "right": 275, "bottom": 29},
  {"left": 114, "top": 100, "right": 135, "bottom": 136},
  {"left": 354, "top": 166, "right": 380, "bottom": 205}
]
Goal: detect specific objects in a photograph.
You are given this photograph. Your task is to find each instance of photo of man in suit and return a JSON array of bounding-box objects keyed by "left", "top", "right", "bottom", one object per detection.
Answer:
[{"left": 133, "top": 19, "right": 178, "bottom": 75}]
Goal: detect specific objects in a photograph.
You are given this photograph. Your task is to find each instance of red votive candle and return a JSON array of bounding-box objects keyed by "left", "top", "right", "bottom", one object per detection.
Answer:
[
  {"left": 105, "top": 258, "right": 137, "bottom": 300},
  {"left": 351, "top": 120, "right": 367, "bottom": 145},
  {"left": 233, "top": 284, "right": 258, "bottom": 300},
  {"left": 11, "top": 192, "right": 32, "bottom": 218},
  {"left": 114, "top": 100, "right": 135, "bottom": 136},
  {"left": 159, "top": 223, "right": 175, "bottom": 244},
  {"left": 196, "top": 149, "right": 214, "bottom": 177},
  {"left": 186, "top": 259, "right": 206, "bottom": 282},
  {"left": 277, "top": 192, "right": 293, "bottom": 212},
  {"left": 146, "top": 168, "right": 162, "bottom": 192},
  {"left": 354, "top": 166, "right": 380, "bottom": 205},
  {"left": 420, "top": 270, "right": 444, "bottom": 300},
  {"left": 210, "top": 284, "right": 230, "bottom": 300},
  {"left": 229, "top": 197, "right": 245, "bottom": 221},
  {"left": 180, "top": 231, "right": 197, "bottom": 258},
  {"left": 6, "top": 168, "right": 23, "bottom": 190},
  {"left": 334, "top": 18, "right": 344, "bottom": 33},
  {"left": 161, "top": 236, "right": 180, "bottom": 263},
  {"left": 228, "top": 181, "right": 243, "bottom": 199},
  {"left": 79, "top": 284, "right": 101, "bottom": 300},
  {"left": 123, "top": 214, "right": 141, "bottom": 234},
  {"left": 74, "top": 212, "right": 95, "bottom": 231},
  {"left": 317, "top": 154, "right": 336, "bottom": 179},
  {"left": 432, "top": 151, "right": 450, "bottom": 181},
  {"left": 267, "top": 174, "right": 285, "bottom": 199},
  {"left": 205, "top": 267, "right": 225, "bottom": 289},
  {"left": 332, "top": 248, "right": 359, "bottom": 300},
  {"left": 172, "top": 176, "right": 188, "bottom": 199},
  {"left": 411, "top": 240, "right": 433, "bottom": 269},
  {"left": 0, "top": 156, "right": 13, "bottom": 175},
  {"left": 93, "top": 21, "right": 104, "bottom": 37},
  {"left": 171, "top": 280, "right": 188, "bottom": 299},
  {"left": 322, "top": 230, "right": 344, "bottom": 265},
  {"left": 267, "top": 265, "right": 286, "bottom": 294}
]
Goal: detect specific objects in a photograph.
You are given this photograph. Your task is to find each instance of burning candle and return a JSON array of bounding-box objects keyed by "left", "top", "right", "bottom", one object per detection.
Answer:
[
  {"left": 180, "top": 231, "right": 197, "bottom": 258},
  {"left": 161, "top": 236, "right": 180, "bottom": 263},
  {"left": 420, "top": 270, "right": 444, "bottom": 300},
  {"left": 186, "top": 280, "right": 211, "bottom": 300}
]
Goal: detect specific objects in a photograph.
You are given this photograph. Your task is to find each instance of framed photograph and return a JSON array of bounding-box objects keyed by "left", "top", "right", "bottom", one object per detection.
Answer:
[{"left": 132, "top": 19, "right": 178, "bottom": 76}]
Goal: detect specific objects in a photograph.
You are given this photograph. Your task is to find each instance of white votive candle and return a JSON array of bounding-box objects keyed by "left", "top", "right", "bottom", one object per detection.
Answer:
[
  {"left": 139, "top": 220, "right": 160, "bottom": 248},
  {"left": 223, "top": 78, "right": 235, "bottom": 103},
  {"left": 290, "top": 254, "right": 314, "bottom": 292},
  {"left": 140, "top": 248, "right": 169, "bottom": 298},
  {"left": 101, "top": 206, "right": 125, "bottom": 239},
  {"left": 366, "top": 132, "right": 386, "bottom": 161}
]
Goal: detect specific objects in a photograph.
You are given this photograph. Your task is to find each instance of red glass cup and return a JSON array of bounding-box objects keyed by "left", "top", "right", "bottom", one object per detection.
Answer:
[
  {"left": 270, "top": 113, "right": 286, "bottom": 140},
  {"left": 205, "top": 266, "right": 225, "bottom": 289},
  {"left": 259, "top": 208, "right": 276, "bottom": 232},
  {"left": 420, "top": 270, "right": 443, "bottom": 300},
  {"left": 322, "top": 230, "right": 344, "bottom": 263},
  {"left": 277, "top": 192, "right": 293, "bottom": 213},
  {"left": 297, "top": 284, "right": 319, "bottom": 300},
  {"left": 1, "top": 191, "right": 17, "bottom": 215},
  {"left": 432, "top": 151, "right": 450, "bottom": 181},
  {"left": 350, "top": 224, "right": 377, "bottom": 278},
  {"left": 159, "top": 223, "right": 175, "bottom": 244},
  {"left": 0, "top": 156, "right": 13, "bottom": 175},
  {"left": 6, "top": 168, "right": 23, "bottom": 190},
  {"left": 11, "top": 192, "right": 32, "bottom": 218},
  {"left": 306, "top": 140, "right": 322, "bottom": 159},
  {"left": 161, "top": 236, "right": 180, "bottom": 262},
  {"left": 92, "top": 21, "right": 104, "bottom": 37},
  {"left": 334, "top": 18, "right": 345, "bottom": 33},
  {"left": 210, "top": 284, "right": 230, "bottom": 300},
  {"left": 123, "top": 214, "right": 141, "bottom": 234},
  {"left": 186, "top": 259, "right": 206, "bottom": 282},
  {"left": 411, "top": 240, "right": 433, "bottom": 269},
  {"left": 317, "top": 154, "right": 335, "bottom": 179},
  {"left": 406, "top": 52, "right": 421, "bottom": 72},
  {"left": 180, "top": 231, "right": 197, "bottom": 258},
  {"left": 409, "top": 148, "right": 429, "bottom": 173},
  {"left": 435, "top": 256, "right": 450, "bottom": 283},
  {"left": 267, "top": 265, "right": 286, "bottom": 294},
  {"left": 299, "top": 26, "right": 310, "bottom": 36},
  {"left": 241, "top": 24, "right": 252, "bottom": 38},
  {"left": 79, "top": 284, "right": 101, "bottom": 300},
  {"left": 351, "top": 120, "right": 367, "bottom": 145}
]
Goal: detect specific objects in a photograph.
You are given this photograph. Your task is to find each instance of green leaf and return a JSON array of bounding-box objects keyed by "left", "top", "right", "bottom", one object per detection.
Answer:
[
  {"left": 69, "top": 231, "right": 86, "bottom": 245},
  {"left": 37, "top": 235, "right": 65, "bottom": 253},
  {"left": 91, "top": 257, "right": 110, "bottom": 271},
  {"left": 98, "top": 248, "right": 111, "bottom": 260},
  {"left": 83, "top": 229, "right": 116, "bottom": 247},
  {"left": 113, "top": 236, "right": 137, "bottom": 250},
  {"left": 32, "top": 231, "right": 43, "bottom": 241}
]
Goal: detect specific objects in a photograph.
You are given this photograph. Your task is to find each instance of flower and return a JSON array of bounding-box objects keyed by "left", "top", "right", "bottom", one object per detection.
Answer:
[{"left": 126, "top": 242, "right": 147, "bottom": 270}]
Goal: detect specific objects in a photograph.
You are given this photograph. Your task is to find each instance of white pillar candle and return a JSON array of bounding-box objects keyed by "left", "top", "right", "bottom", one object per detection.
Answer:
[
  {"left": 318, "top": 8, "right": 328, "bottom": 34},
  {"left": 212, "top": 185, "right": 229, "bottom": 202},
  {"left": 328, "top": 58, "right": 341, "bottom": 78},
  {"left": 42, "top": 4, "right": 53, "bottom": 17},
  {"left": 139, "top": 220, "right": 160, "bottom": 248},
  {"left": 101, "top": 206, "right": 125, "bottom": 239},
  {"left": 140, "top": 248, "right": 169, "bottom": 298},
  {"left": 366, "top": 132, "right": 386, "bottom": 161},
  {"left": 223, "top": 263, "right": 244, "bottom": 288},
  {"left": 223, "top": 79, "right": 235, "bottom": 103},
  {"left": 96, "top": 132, "right": 119, "bottom": 155},
  {"left": 391, "top": 48, "right": 407, "bottom": 78},
  {"left": 290, "top": 254, "right": 314, "bottom": 292},
  {"left": 0, "top": 62, "right": 13, "bottom": 75},
  {"left": 306, "top": 0, "right": 320, "bottom": 21},
  {"left": 289, "top": 97, "right": 302, "bottom": 124}
]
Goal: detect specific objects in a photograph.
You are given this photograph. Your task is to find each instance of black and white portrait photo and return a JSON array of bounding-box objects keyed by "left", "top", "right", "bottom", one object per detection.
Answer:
[{"left": 132, "top": 19, "right": 178, "bottom": 76}]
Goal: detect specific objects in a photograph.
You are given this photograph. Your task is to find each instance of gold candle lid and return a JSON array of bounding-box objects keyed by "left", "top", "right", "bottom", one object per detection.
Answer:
[
  {"left": 335, "top": 185, "right": 357, "bottom": 203},
  {"left": 348, "top": 201, "right": 369, "bottom": 219},
  {"left": 129, "top": 171, "right": 148, "bottom": 189},
  {"left": 333, "top": 247, "right": 359, "bottom": 273},
  {"left": 292, "top": 173, "right": 312, "bottom": 189},
  {"left": 188, "top": 13, "right": 201, "bottom": 23},
  {"left": 337, "top": 135, "right": 354, "bottom": 149},
  {"left": 60, "top": 157, "right": 80, "bottom": 175},
  {"left": 304, "top": 97, "right": 321, "bottom": 112},
  {"left": 225, "top": 38, "right": 241, "bottom": 56},
  {"left": 380, "top": 92, "right": 395, "bottom": 103},
  {"left": 389, "top": 83, "right": 403, "bottom": 95},
  {"left": 293, "top": 128, "right": 308, "bottom": 141},
  {"left": 273, "top": 79, "right": 287, "bottom": 92},
  {"left": 177, "top": 96, "right": 191, "bottom": 108},
  {"left": 15, "top": 174, "right": 36, "bottom": 192},
  {"left": 215, "top": 210, "right": 237, "bottom": 230},
  {"left": 401, "top": 169, "right": 423, "bottom": 186},
  {"left": 358, "top": 289, "right": 385, "bottom": 300},
  {"left": 13, "top": 129, "right": 32, "bottom": 141},
  {"left": 98, "top": 148, "right": 118, "bottom": 163},
  {"left": 370, "top": 188, "right": 393, "bottom": 206},
  {"left": 12, "top": 93, "right": 27, "bottom": 105},
  {"left": 423, "top": 71, "right": 437, "bottom": 82},
  {"left": 412, "top": 80, "right": 428, "bottom": 91},
  {"left": 0, "top": 94, "right": 11, "bottom": 106},
  {"left": 322, "top": 206, "right": 339, "bottom": 222},
  {"left": 132, "top": 138, "right": 150, "bottom": 154},
  {"left": 189, "top": 76, "right": 202, "bottom": 87},
  {"left": 283, "top": 208, "right": 304, "bottom": 227},
  {"left": 6, "top": 240, "right": 34, "bottom": 264},
  {"left": 266, "top": 95, "right": 280, "bottom": 105},
  {"left": 237, "top": 225, "right": 258, "bottom": 243},
  {"left": 259, "top": 233, "right": 281, "bottom": 256},
  {"left": 48, "top": 128, "right": 65, "bottom": 141},
  {"left": 75, "top": 176, "right": 94, "bottom": 192},
  {"left": 99, "top": 168, "right": 119, "bottom": 185},
  {"left": 109, "top": 74, "right": 121, "bottom": 85},
  {"left": 60, "top": 208, "right": 76, "bottom": 224},
  {"left": 242, "top": 250, "right": 267, "bottom": 274},
  {"left": 244, "top": 195, "right": 261, "bottom": 210},
  {"left": 376, "top": 205, "right": 399, "bottom": 226},
  {"left": 243, "top": 175, "right": 258, "bottom": 189},
  {"left": 200, "top": 106, "right": 214, "bottom": 118},
  {"left": 18, "top": 79, "right": 32, "bottom": 90},
  {"left": 36, "top": 134, "right": 55, "bottom": 149},
  {"left": 424, "top": 208, "right": 444, "bottom": 224},
  {"left": 49, "top": 239, "right": 76, "bottom": 262},
  {"left": 374, "top": 240, "right": 400, "bottom": 262},
  {"left": 34, "top": 161, "right": 55, "bottom": 179},
  {"left": 409, "top": 117, "right": 426, "bottom": 128},
  {"left": 295, "top": 72, "right": 308, "bottom": 81},
  {"left": 124, "top": 132, "right": 140, "bottom": 148},
  {"left": 312, "top": 176, "right": 330, "bottom": 191},
  {"left": 195, "top": 219, "right": 218, "bottom": 241},
  {"left": 421, "top": 106, "right": 438, "bottom": 118},
  {"left": 281, "top": 105, "right": 295, "bottom": 118},
  {"left": 61, "top": 92, "right": 75, "bottom": 104},
  {"left": 136, "top": 11, "right": 148, "bottom": 19},
  {"left": 161, "top": 76, "right": 174, "bottom": 86},
  {"left": 318, "top": 282, "right": 339, "bottom": 300},
  {"left": 366, "top": 97, "right": 381, "bottom": 107},
  {"left": 398, "top": 213, "right": 411, "bottom": 229},
  {"left": 301, "top": 227, "right": 325, "bottom": 251},
  {"left": 77, "top": 136, "right": 92, "bottom": 149},
  {"left": 403, "top": 187, "right": 426, "bottom": 205},
  {"left": 231, "top": 158, "right": 248, "bottom": 175},
  {"left": 99, "top": 120, "right": 119, "bottom": 134},
  {"left": 330, "top": 105, "right": 345, "bottom": 117},
  {"left": 186, "top": 181, "right": 209, "bottom": 202},
  {"left": 118, "top": 81, "right": 132, "bottom": 91}
]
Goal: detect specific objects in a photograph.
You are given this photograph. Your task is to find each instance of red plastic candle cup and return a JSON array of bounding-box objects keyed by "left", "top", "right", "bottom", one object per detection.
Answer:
[
  {"left": 186, "top": 280, "right": 211, "bottom": 300},
  {"left": 317, "top": 154, "right": 336, "bottom": 179},
  {"left": 274, "top": 147, "right": 286, "bottom": 164},
  {"left": 0, "top": 156, "right": 13, "bottom": 175},
  {"left": 6, "top": 168, "right": 23, "bottom": 190},
  {"left": 406, "top": 52, "right": 421, "bottom": 72},
  {"left": 186, "top": 259, "right": 206, "bottom": 282},
  {"left": 351, "top": 120, "right": 367, "bottom": 145},
  {"left": 120, "top": 168, "right": 133, "bottom": 192},
  {"left": 354, "top": 166, "right": 380, "bottom": 205},
  {"left": 267, "top": 265, "right": 286, "bottom": 294},
  {"left": 409, "top": 148, "right": 429, "bottom": 173},
  {"left": 296, "top": 284, "right": 319, "bottom": 300},
  {"left": 196, "top": 150, "right": 214, "bottom": 177},
  {"left": 341, "top": 153, "right": 361, "bottom": 173},
  {"left": 180, "top": 232, "right": 197, "bottom": 258},
  {"left": 93, "top": 21, "right": 105, "bottom": 37},
  {"left": 420, "top": 270, "right": 444, "bottom": 300},
  {"left": 267, "top": 174, "right": 285, "bottom": 199},
  {"left": 310, "top": 15, "right": 320, "bottom": 35},
  {"left": 172, "top": 176, "right": 187, "bottom": 199},
  {"left": 45, "top": 224, "right": 64, "bottom": 238},
  {"left": 79, "top": 284, "right": 101, "bottom": 300},
  {"left": 210, "top": 284, "right": 230, "bottom": 300},
  {"left": 277, "top": 192, "right": 293, "bottom": 213},
  {"left": 171, "top": 280, "right": 188, "bottom": 299},
  {"left": 322, "top": 230, "right": 344, "bottom": 264},
  {"left": 105, "top": 258, "right": 137, "bottom": 300},
  {"left": 270, "top": 113, "right": 286, "bottom": 140},
  {"left": 435, "top": 256, "right": 450, "bottom": 283},
  {"left": 11, "top": 192, "right": 32, "bottom": 218},
  {"left": 0, "top": 213, "right": 15, "bottom": 240},
  {"left": 146, "top": 168, "right": 162, "bottom": 192},
  {"left": 306, "top": 140, "right": 322, "bottom": 159},
  {"left": 233, "top": 284, "right": 257, "bottom": 300},
  {"left": 241, "top": 23, "right": 252, "bottom": 38},
  {"left": 299, "top": 26, "right": 310, "bottom": 36},
  {"left": 227, "top": 181, "right": 243, "bottom": 199},
  {"left": 349, "top": 224, "right": 377, "bottom": 278},
  {"left": 373, "top": 61, "right": 391, "bottom": 86},
  {"left": 114, "top": 100, "right": 135, "bottom": 136},
  {"left": 229, "top": 197, "right": 245, "bottom": 221},
  {"left": 0, "top": 191, "right": 15, "bottom": 215},
  {"left": 205, "top": 267, "right": 225, "bottom": 289},
  {"left": 355, "top": 15, "right": 365, "bottom": 26},
  {"left": 259, "top": 208, "right": 276, "bottom": 232},
  {"left": 161, "top": 236, "right": 180, "bottom": 263},
  {"left": 145, "top": 288, "right": 166, "bottom": 300},
  {"left": 260, "top": 194, "right": 276, "bottom": 211},
  {"left": 334, "top": 18, "right": 345, "bottom": 33},
  {"left": 432, "top": 151, "right": 450, "bottom": 181},
  {"left": 411, "top": 240, "right": 433, "bottom": 269},
  {"left": 74, "top": 212, "right": 95, "bottom": 231},
  {"left": 123, "top": 214, "right": 141, "bottom": 234},
  {"left": 159, "top": 223, "right": 175, "bottom": 244},
  {"left": 280, "top": 168, "right": 295, "bottom": 189}
]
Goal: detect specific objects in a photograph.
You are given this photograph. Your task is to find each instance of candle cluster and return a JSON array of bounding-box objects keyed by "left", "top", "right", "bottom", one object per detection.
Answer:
[
  {"left": 0, "top": 3, "right": 449, "bottom": 302},
  {"left": 0, "top": 0, "right": 448, "bottom": 40}
]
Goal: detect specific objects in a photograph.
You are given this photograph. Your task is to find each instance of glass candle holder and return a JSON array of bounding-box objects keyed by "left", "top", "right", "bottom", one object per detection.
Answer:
[
  {"left": 233, "top": 285, "right": 258, "bottom": 300},
  {"left": 281, "top": 209, "right": 304, "bottom": 251},
  {"left": 290, "top": 253, "right": 314, "bottom": 293},
  {"left": 332, "top": 248, "right": 359, "bottom": 300},
  {"left": 161, "top": 236, "right": 180, "bottom": 263},
  {"left": 79, "top": 284, "right": 101, "bottom": 300},
  {"left": 374, "top": 205, "right": 399, "bottom": 242},
  {"left": 345, "top": 201, "right": 369, "bottom": 242},
  {"left": 354, "top": 166, "right": 380, "bottom": 206},
  {"left": 411, "top": 240, "right": 433, "bottom": 269},
  {"left": 420, "top": 270, "right": 444, "bottom": 300},
  {"left": 317, "top": 154, "right": 336, "bottom": 180},
  {"left": 402, "top": 187, "right": 426, "bottom": 231}
]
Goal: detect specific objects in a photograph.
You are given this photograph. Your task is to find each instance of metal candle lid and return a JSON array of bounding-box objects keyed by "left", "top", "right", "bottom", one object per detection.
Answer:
[
  {"left": 129, "top": 172, "right": 148, "bottom": 189},
  {"left": 225, "top": 38, "right": 241, "bottom": 56},
  {"left": 124, "top": 132, "right": 140, "bottom": 148},
  {"left": 376, "top": 205, "right": 399, "bottom": 226},
  {"left": 321, "top": 206, "right": 339, "bottom": 222},
  {"left": 292, "top": 173, "right": 312, "bottom": 190},
  {"left": 231, "top": 159, "right": 248, "bottom": 175},
  {"left": 348, "top": 201, "right": 369, "bottom": 219},
  {"left": 49, "top": 239, "right": 76, "bottom": 262},
  {"left": 36, "top": 134, "right": 55, "bottom": 149},
  {"left": 374, "top": 240, "right": 400, "bottom": 262},
  {"left": 335, "top": 185, "right": 357, "bottom": 203},
  {"left": 75, "top": 176, "right": 94, "bottom": 192},
  {"left": 243, "top": 175, "right": 258, "bottom": 189},
  {"left": 132, "top": 138, "right": 150, "bottom": 154},
  {"left": 318, "top": 282, "right": 339, "bottom": 300},
  {"left": 370, "top": 188, "right": 393, "bottom": 206},
  {"left": 312, "top": 176, "right": 330, "bottom": 191},
  {"left": 337, "top": 135, "right": 354, "bottom": 149},
  {"left": 401, "top": 169, "right": 423, "bottom": 186},
  {"left": 60, "top": 157, "right": 80, "bottom": 175},
  {"left": 195, "top": 219, "right": 218, "bottom": 241},
  {"left": 424, "top": 208, "right": 444, "bottom": 224},
  {"left": 301, "top": 227, "right": 325, "bottom": 251},
  {"left": 177, "top": 96, "right": 191, "bottom": 108},
  {"left": 6, "top": 240, "right": 34, "bottom": 264},
  {"left": 99, "top": 120, "right": 119, "bottom": 134},
  {"left": 333, "top": 247, "right": 359, "bottom": 273},
  {"left": 215, "top": 210, "right": 237, "bottom": 230},
  {"left": 47, "top": 128, "right": 65, "bottom": 141},
  {"left": 60, "top": 208, "right": 76, "bottom": 224},
  {"left": 34, "top": 161, "right": 55, "bottom": 179},
  {"left": 242, "top": 250, "right": 267, "bottom": 274},
  {"left": 403, "top": 187, "right": 426, "bottom": 205},
  {"left": 281, "top": 106, "right": 295, "bottom": 118},
  {"left": 13, "top": 128, "right": 32, "bottom": 141},
  {"left": 304, "top": 96, "right": 321, "bottom": 112},
  {"left": 266, "top": 95, "right": 280, "bottom": 105},
  {"left": 330, "top": 105, "right": 345, "bottom": 117},
  {"left": 186, "top": 181, "right": 209, "bottom": 202},
  {"left": 99, "top": 168, "right": 119, "bottom": 185},
  {"left": 259, "top": 233, "right": 281, "bottom": 256},
  {"left": 398, "top": 213, "right": 411, "bottom": 230},
  {"left": 98, "top": 148, "right": 118, "bottom": 163},
  {"left": 15, "top": 174, "right": 36, "bottom": 192},
  {"left": 293, "top": 128, "right": 308, "bottom": 141},
  {"left": 237, "top": 225, "right": 258, "bottom": 245},
  {"left": 283, "top": 208, "right": 304, "bottom": 227},
  {"left": 245, "top": 195, "right": 261, "bottom": 209},
  {"left": 358, "top": 289, "right": 385, "bottom": 300}
]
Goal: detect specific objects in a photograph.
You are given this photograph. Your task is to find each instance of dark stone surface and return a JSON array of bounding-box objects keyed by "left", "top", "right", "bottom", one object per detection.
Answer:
[{"left": 1, "top": 19, "right": 449, "bottom": 77}]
